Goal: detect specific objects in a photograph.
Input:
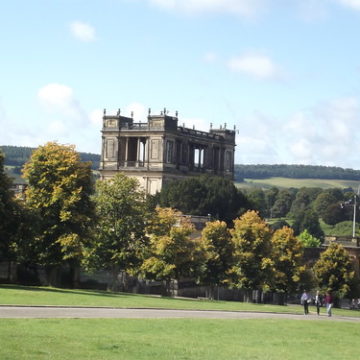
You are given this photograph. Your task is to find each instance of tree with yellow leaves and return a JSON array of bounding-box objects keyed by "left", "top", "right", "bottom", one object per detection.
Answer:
[
  {"left": 270, "top": 226, "right": 305, "bottom": 298},
  {"left": 23, "top": 142, "right": 94, "bottom": 286},
  {"left": 199, "top": 220, "right": 233, "bottom": 299},
  {"left": 141, "top": 207, "right": 206, "bottom": 296},
  {"left": 229, "top": 211, "right": 273, "bottom": 294}
]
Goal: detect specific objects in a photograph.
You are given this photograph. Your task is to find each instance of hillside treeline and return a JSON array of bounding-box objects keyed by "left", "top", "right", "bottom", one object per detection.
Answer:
[
  {"left": 235, "top": 164, "right": 360, "bottom": 181},
  {"left": 0, "top": 145, "right": 100, "bottom": 169}
]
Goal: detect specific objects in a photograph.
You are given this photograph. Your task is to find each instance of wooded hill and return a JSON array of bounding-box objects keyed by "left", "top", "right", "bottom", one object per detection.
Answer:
[
  {"left": 2, "top": 145, "right": 360, "bottom": 181},
  {"left": 0, "top": 145, "right": 100, "bottom": 170},
  {"left": 234, "top": 164, "right": 360, "bottom": 182}
]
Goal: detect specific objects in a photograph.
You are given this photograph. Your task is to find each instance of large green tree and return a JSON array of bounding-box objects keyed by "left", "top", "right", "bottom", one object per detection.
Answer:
[
  {"left": 313, "top": 242, "right": 355, "bottom": 298},
  {"left": 292, "top": 209, "right": 324, "bottom": 239},
  {"left": 229, "top": 211, "right": 273, "bottom": 293},
  {"left": 157, "top": 175, "right": 249, "bottom": 224},
  {"left": 23, "top": 142, "right": 95, "bottom": 286},
  {"left": 87, "top": 173, "right": 148, "bottom": 290},
  {"left": 270, "top": 189, "right": 296, "bottom": 218}
]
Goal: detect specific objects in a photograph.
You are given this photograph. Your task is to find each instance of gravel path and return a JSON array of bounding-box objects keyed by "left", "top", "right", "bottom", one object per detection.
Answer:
[{"left": 1, "top": 306, "right": 359, "bottom": 322}]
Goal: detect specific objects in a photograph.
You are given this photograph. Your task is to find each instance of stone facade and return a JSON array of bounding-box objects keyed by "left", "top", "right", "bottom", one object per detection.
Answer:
[{"left": 99, "top": 109, "right": 236, "bottom": 194}]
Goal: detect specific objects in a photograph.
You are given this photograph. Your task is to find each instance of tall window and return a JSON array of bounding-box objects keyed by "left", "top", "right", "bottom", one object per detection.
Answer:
[{"left": 166, "top": 140, "right": 174, "bottom": 163}]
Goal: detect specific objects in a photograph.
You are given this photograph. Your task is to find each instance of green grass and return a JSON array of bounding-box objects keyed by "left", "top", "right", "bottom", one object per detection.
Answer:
[
  {"left": 0, "top": 284, "right": 298, "bottom": 313},
  {"left": 0, "top": 318, "right": 359, "bottom": 359},
  {"left": 1, "top": 284, "right": 360, "bottom": 318},
  {"left": 236, "top": 177, "right": 360, "bottom": 190}
]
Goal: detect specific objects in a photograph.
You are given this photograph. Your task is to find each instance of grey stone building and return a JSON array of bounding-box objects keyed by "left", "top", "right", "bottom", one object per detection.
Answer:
[{"left": 99, "top": 108, "right": 236, "bottom": 194}]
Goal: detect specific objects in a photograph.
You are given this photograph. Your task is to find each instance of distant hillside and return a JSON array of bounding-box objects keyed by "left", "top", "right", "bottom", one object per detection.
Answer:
[
  {"left": 0, "top": 145, "right": 100, "bottom": 170},
  {"left": 235, "top": 164, "right": 360, "bottom": 182}
]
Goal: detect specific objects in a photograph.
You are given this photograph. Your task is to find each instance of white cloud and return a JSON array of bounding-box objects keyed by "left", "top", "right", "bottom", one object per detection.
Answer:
[
  {"left": 227, "top": 54, "right": 280, "bottom": 80},
  {"left": 47, "top": 120, "right": 67, "bottom": 135},
  {"left": 336, "top": 0, "right": 360, "bottom": 11},
  {"left": 70, "top": 21, "right": 96, "bottom": 42},
  {"left": 147, "top": 0, "right": 267, "bottom": 17},
  {"left": 283, "top": 96, "right": 360, "bottom": 166},
  {"left": 38, "top": 83, "right": 87, "bottom": 121},
  {"left": 89, "top": 109, "right": 103, "bottom": 127},
  {"left": 125, "top": 102, "right": 147, "bottom": 121}
]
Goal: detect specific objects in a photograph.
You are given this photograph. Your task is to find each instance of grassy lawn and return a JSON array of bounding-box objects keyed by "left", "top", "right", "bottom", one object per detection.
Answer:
[
  {"left": 1, "top": 284, "right": 360, "bottom": 318},
  {"left": 236, "top": 177, "right": 360, "bottom": 190},
  {"left": 1, "top": 318, "right": 359, "bottom": 359}
]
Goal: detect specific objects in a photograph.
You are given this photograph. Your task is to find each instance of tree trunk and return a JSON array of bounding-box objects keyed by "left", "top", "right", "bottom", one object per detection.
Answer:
[
  {"left": 161, "top": 279, "right": 171, "bottom": 297},
  {"left": 7, "top": 261, "right": 18, "bottom": 283},
  {"left": 45, "top": 266, "right": 59, "bottom": 287},
  {"left": 69, "top": 260, "right": 80, "bottom": 289},
  {"left": 109, "top": 266, "right": 120, "bottom": 292},
  {"left": 207, "top": 285, "right": 215, "bottom": 300}
]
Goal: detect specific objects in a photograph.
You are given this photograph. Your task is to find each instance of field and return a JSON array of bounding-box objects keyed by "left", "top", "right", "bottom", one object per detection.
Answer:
[
  {"left": 1, "top": 285, "right": 360, "bottom": 359},
  {"left": 1, "top": 318, "right": 360, "bottom": 360},
  {"left": 236, "top": 177, "right": 360, "bottom": 190}
]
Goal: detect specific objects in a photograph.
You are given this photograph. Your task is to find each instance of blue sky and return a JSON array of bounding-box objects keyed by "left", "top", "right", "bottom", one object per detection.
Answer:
[{"left": 1, "top": 0, "right": 360, "bottom": 168}]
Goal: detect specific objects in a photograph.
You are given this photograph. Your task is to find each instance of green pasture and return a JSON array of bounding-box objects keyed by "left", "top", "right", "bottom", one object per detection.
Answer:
[
  {"left": 1, "top": 318, "right": 359, "bottom": 360},
  {"left": 236, "top": 177, "right": 360, "bottom": 190},
  {"left": 1, "top": 284, "right": 359, "bottom": 318}
]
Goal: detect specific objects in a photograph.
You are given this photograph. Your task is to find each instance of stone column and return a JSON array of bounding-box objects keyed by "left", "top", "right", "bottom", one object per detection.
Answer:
[
  {"left": 136, "top": 137, "right": 140, "bottom": 167},
  {"left": 124, "top": 137, "right": 129, "bottom": 167}
]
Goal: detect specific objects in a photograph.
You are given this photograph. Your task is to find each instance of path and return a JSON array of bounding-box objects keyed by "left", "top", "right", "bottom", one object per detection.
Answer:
[{"left": 1, "top": 306, "right": 359, "bottom": 322}]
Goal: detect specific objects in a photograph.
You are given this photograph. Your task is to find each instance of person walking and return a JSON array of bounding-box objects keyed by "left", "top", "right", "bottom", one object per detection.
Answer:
[
  {"left": 325, "top": 292, "right": 333, "bottom": 317},
  {"left": 301, "top": 290, "right": 310, "bottom": 315},
  {"left": 314, "top": 290, "right": 322, "bottom": 316}
]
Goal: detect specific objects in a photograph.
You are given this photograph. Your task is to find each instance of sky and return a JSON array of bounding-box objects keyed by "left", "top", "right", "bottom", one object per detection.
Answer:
[{"left": 1, "top": 0, "right": 360, "bottom": 168}]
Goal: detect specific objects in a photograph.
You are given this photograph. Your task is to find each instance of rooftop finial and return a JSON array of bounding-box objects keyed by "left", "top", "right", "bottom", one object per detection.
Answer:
[
  {"left": 175, "top": 110, "right": 178, "bottom": 117},
  {"left": 103, "top": 108, "right": 106, "bottom": 116},
  {"left": 193, "top": 125, "right": 195, "bottom": 130},
  {"left": 164, "top": 107, "right": 167, "bottom": 115},
  {"left": 148, "top": 108, "right": 151, "bottom": 115},
  {"left": 117, "top": 108, "right": 121, "bottom": 116},
  {"left": 131, "top": 111, "right": 134, "bottom": 118},
  {"left": 224, "top": 123, "right": 227, "bottom": 129},
  {"left": 210, "top": 123, "right": 213, "bottom": 129}
]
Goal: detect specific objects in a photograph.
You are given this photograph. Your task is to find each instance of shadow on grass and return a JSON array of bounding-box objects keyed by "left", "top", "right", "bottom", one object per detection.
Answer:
[
  {"left": 0, "top": 284, "right": 196, "bottom": 303},
  {"left": 0, "top": 284, "right": 145, "bottom": 299}
]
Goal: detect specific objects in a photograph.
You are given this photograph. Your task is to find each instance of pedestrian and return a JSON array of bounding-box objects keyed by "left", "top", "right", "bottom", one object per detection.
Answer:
[
  {"left": 325, "top": 292, "right": 333, "bottom": 317},
  {"left": 314, "top": 290, "right": 322, "bottom": 315},
  {"left": 301, "top": 290, "right": 310, "bottom": 315}
]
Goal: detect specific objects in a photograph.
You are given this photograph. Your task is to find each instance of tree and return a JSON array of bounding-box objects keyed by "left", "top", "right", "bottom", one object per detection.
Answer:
[
  {"left": 87, "top": 173, "right": 148, "bottom": 290},
  {"left": 0, "top": 150, "right": 15, "bottom": 260},
  {"left": 199, "top": 220, "right": 233, "bottom": 299},
  {"left": 271, "top": 189, "right": 296, "bottom": 218},
  {"left": 247, "top": 189, "right": 267, "bottom": 218},
  {"left": 298, "top": 229, "right": 321, "bottom": 248},
  {"left": 141, "top": 207, "right": 205, "bottom": 296},
  {"left": 313, "top": 243, "right": 355, "bottom": 298},
  {"left": 23, "top": 142, "right": 95, "bottom": 286},
  {"left": 264, "top": 187, "right": 279, "bottom": 218},
  {"left": 322, "top": 203, "right": 347, "bottom": 225},
  {"left": 270, "top": 227, "right": 305, "bottom": 297},
  {"left": 229, "top": 211, "right": 273, "bottom": 293},
  {"left": 158, "top": 175, "right": 250, "bottom": 224},
  {"left": 313, "top": 190, "right": 339, "bottom": 217},
  {"left": 292, "top": 209, "right": 324, "bottom": 240},
  {"left": 289, "top": 187, "right": 322, "bottom": 218}
]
